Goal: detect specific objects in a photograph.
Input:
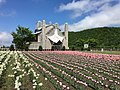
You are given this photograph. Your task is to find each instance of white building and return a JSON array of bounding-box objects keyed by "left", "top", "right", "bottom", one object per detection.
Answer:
[{"left": 29, "top": 20, "right": 69, "bottom": 50}]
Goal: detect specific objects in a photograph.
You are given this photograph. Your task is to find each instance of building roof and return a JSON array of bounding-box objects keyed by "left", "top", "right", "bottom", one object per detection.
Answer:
[
  {"left": 47, "top": 29, "right": 64, "bottom": 43},
  {"left": 34, "top": 31, "right": 41, "bottom": 34},
  {"left": 34, "top": 24, "right": 64, "bottom": 43}
]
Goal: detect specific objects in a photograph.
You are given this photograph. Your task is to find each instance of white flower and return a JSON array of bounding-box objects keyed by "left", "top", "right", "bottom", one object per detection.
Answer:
[
  {"left": 39, "top": 83, "right": 43, "bottom": 86},
  {"left": 63, "top": 85, "right": 66, "bottom": 88},
  {"left": 33, "top": 86, "right": 36, "bottom": 89},
  {"left": 105, "top": 84, "right": 108, "bottom": 87},
  {"left": 8, "top": 74, "right": 14, "bottom": 77},
  {"left": 14, "top": 71, "right": 17, "bottom": 74},
  {"left": 67, "top": 87, "right": 70, "bottom": 89},
  {"left": 59, "top": 82, "right": 62, "bottom": 86},
  {"left": 18, "top": 82, "right": 21, "bottom": 86},
  {"left": 22, "top": 69, "right": 24, "bottom": 72},
  {"left": 33, "top": 82, "right": 37, "bottom": 86},
  {"left": 22, "top": 74, "right": 25, "bottom": 76},
  {"left": 17, "top": 88, "right": 20, "bottom": 90},
  {"left": 45, "top": 78, "right": 47, "bottom": 80},
  {"left": 36, "top": 76, "right": 38, "bottom": 79},
  {"left": 19, "top": 75, "right": 22, "bottom": 78},
  {"left": 16, "top": 76, "right": 19, "bottom": 81},
  {"left": 33, "top": 79, "right": 36, "bottom": 83}
]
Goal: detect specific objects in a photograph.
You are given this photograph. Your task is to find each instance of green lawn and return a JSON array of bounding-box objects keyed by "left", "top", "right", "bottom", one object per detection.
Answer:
[{"left": 87, "top": 51, "right": 120, "bottom": 55}]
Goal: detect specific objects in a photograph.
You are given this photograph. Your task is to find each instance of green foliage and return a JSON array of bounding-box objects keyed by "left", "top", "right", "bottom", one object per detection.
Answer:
[
  {"left": 75, "top": 38, "right": 98, "bottom": 50},
  {"left": 86, "top": 39, "right": 98, "bottom": 48},
  {"left": 38, "top": 46, "right": 43, "bottom": 51},
  {"left": 71, "top": 46, "right": 75, "bottom": 51},
  {"left": 69, "top": 27, "right": 120, "bottom": 49},
  {"left": 9, "top": 45, "right": 15, "bottom": 51},
  {"left": 29, "top": 71, "right": 34, "bottom": 82},
  {"left": 11, "top": 26, "right": 35, "bottom": 50},
  {"left": 76, "top": 39, "right": 85, "bottom": 47}
]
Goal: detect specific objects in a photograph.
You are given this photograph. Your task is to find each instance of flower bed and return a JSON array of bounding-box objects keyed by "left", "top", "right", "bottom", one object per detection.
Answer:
[{"left": 0, "top": 51, "right": 120, "bottom": 90}]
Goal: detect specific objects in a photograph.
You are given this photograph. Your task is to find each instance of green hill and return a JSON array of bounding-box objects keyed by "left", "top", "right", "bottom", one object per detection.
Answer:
[{"left": 68, "top": 27, "right": 120, "bottom": 48}]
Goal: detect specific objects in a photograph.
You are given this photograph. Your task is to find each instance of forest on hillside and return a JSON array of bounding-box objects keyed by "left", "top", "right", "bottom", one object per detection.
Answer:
[{"left": 68, "top": 27, "right": 120, "bottom": 50}]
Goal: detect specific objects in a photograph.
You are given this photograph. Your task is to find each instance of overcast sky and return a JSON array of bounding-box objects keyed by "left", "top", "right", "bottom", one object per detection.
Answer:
[{"left": 0, "top": 0, "right": 120, "bottom": 46}]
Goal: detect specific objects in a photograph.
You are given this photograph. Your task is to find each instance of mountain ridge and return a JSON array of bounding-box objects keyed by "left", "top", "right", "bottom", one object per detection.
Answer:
[{"left": 68, "top": 27, "right": 120, "bottom": 48}]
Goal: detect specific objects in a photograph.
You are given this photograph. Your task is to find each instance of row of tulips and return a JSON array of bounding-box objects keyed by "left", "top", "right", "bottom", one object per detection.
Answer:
[
  {"left": 18, "top": 51, "right": 43, "bottom": 90},
  {"left": 24, "top": 51, "right": 120, "bottom": 90},
  {"left": 47, "top": 51, "right": 120, "bottom": 61},
  {"left": 0, "top": 51, "right": 119, "bottom": 90},
  {"left": 0, "top": 51, "right": 11, "bottom": 76},
  {"left": 1, "top": 51, "right": 44, "bottom": 90},
  {"left": 0, "top": 51, "right": 10, "bottom": 64},
  {"left": 29, "top": 52, "right": 89, "bottom": 87},
  {"left": 13, "top": 52, "right": 24, "bottom": 90},
  {"left": 24, "top": 51, "right": 99, "bottom": 90},
  {"left": 47, "top": 51, "right": 120, "bottom": 89},
  {"left": 43, "top": 52, "right": 120, "bottom": 79},
  {"left": 0, "top": 51, "right": 13, "bottom": 89},
  {"left": 23, "top": 52, "right": 71, "bottom": 90},
  {"left": 30, "top": 52, "right": 106, "bottom": 90}
]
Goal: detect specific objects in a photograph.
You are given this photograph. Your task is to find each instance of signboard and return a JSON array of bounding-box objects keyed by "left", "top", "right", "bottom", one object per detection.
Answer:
[
  {"left": 84, "top": 44, "right": 89, "bottom": 49},
  {"left": 101, "top": 48, "right": 104, "bottom": 52}
]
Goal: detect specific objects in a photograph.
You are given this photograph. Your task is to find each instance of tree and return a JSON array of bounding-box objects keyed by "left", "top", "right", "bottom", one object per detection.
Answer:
[
  {"left": 11, "top": 26, "right": 35, "bottom": 50},
  {"left": 76, "top": 39, "right": 85, "bottom": 47},
  {"left": 76, "top": 39, "right": 85, "bottom": 50},
  {"left": 2, "top": 45, "right": 5, "bottom": 48},
  {"left": 86, "top": 39, "right": 98, "bottom": 48},
  {"left": 9, "top": 45, "right": 15, "bottom": 51}
]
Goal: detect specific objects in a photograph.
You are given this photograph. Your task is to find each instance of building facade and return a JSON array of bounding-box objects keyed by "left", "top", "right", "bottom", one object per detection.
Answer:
[{"left": 29, "top": 20, "right": 69, "bottom": 50}]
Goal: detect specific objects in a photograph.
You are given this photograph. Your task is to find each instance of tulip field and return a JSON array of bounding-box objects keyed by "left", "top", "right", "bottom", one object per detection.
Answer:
[{"left": 0, "top": 51, "right": 120, "bottom": 90}]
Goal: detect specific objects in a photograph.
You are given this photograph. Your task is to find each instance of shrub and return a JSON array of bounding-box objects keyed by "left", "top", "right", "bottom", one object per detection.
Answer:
[
  {"left": 62, "top": 46, "right": 65, "bottom": 51},
  {"left": 51, "top": 46, "right": 54, "bottom": 51},
  {"left": 80, "top": 47, "right": 84, "bottom": 51},
  {"left": 72, "top": 46, "right": 75, "bottom": 51},
  {"left": 25, "top": 46, "right": 29, "bottom": 51},
  {"left": 39, "top": 46, "right": 43, "bottom": 51},
  {"left": 9, "top": 45, "right": 15, "bottom": 51}
]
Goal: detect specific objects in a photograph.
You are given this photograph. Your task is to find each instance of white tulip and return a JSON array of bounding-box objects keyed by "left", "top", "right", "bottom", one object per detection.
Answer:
[
  {"left": 45, "top": 78, "right": 47, "bottom": 80},
  {"left": 39, "top": 83, "right": 43, "bottom": 86},
  {"left": 33, "top": 86, "right": 36, "bottom": 89}
]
